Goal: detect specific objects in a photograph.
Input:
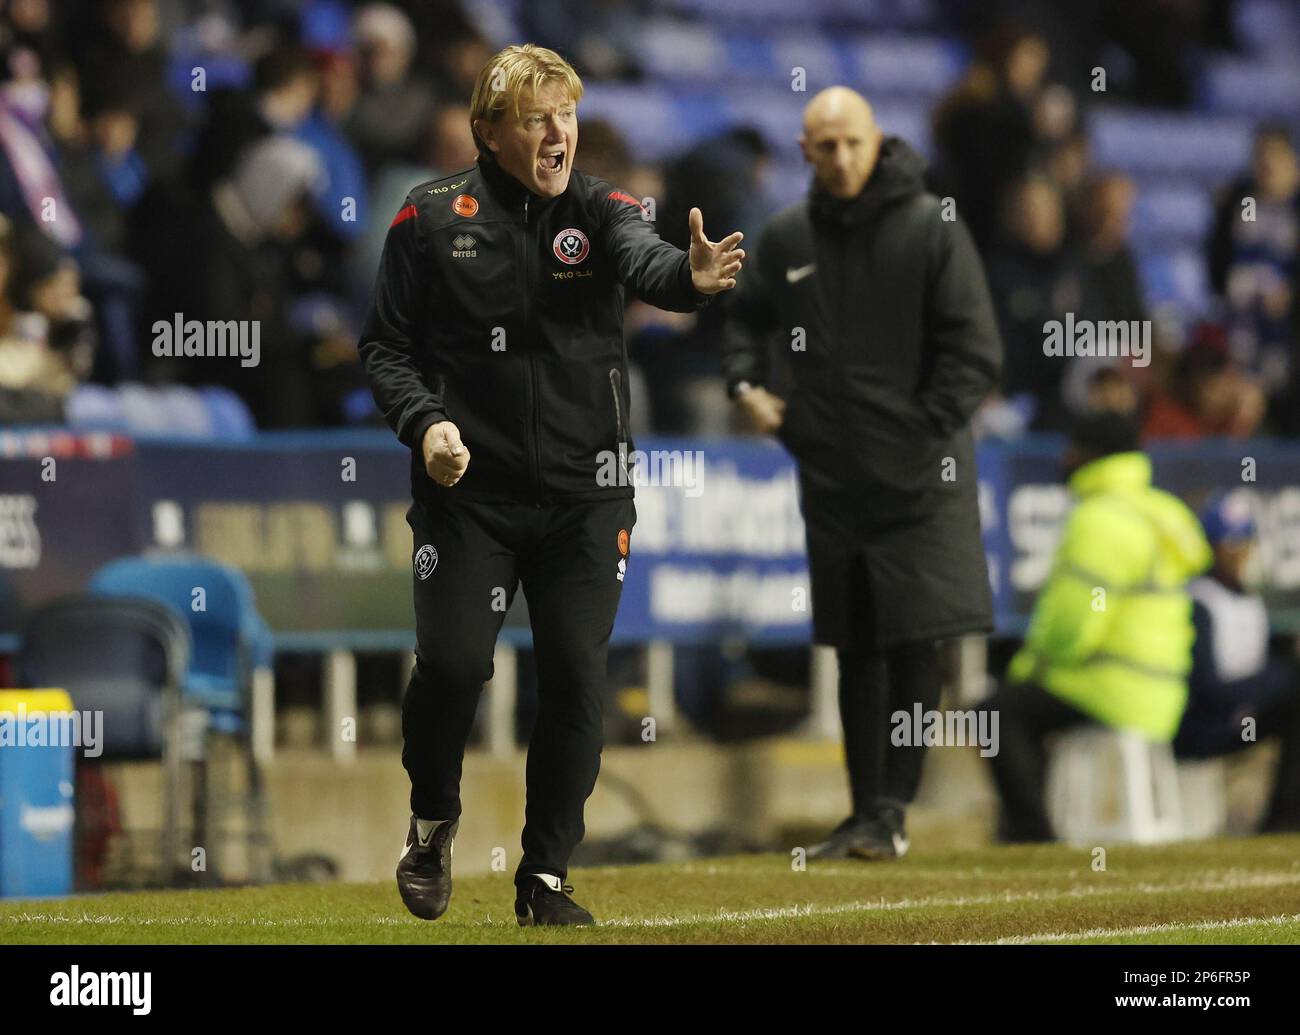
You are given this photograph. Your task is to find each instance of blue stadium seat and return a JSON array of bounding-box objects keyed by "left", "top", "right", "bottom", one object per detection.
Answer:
[
  {"left": 17, "top": 594, "right": 189, "bottom": 885},
  {"left": 18, "top": 595, "right": 189, "bottom": 760},
  {"left": 88, "top": 555, "right": 275, "bottom": 883},
  {"left": 156, "top": 387, "right": 215, "bottom": 437},
  {"left": 674, "top": 0, "right": 822, "bottom": 24},
  {"left": 1199, "top": 59, "right": 1300, "bottom": 119},
  {"left": 722, "top": 89, "right": 806, "bottom": 158},
  {"left": 67, "top": 384, "right": 256, "bottom": 440},
  {"left": 671, "top": 93, "right": 735, "bottom": 146},
  {"left": 1134, "top": 246, "right": 1213, "bottom": 317},
  {"left": 1131, "top": 184, "right": 1214, "bottom": 245},
  {"left": 65, "top": 384, "right": 127, "bottom": 431},
  {"left": 640, "top": 22, "right": 727, "bottom": 81},
  {"left": 580, "top": 84, "right": 699, "bottom": 161},
  {"left": 841, "top": 35, "right": 966, "bottom": 97},
  {"left": 779, "top": 32, "right": 854, "bottom": 88},
  {"left": 720, "top": 32, "right": 780, "bottom": 82},
  {"left": 197, "top": 386, "right": 256, "bottom": 440},
  {"left": 1090, "top": 110, "right": 1254, "bottom": 179},
  {"left": 765, "top": 159, "right": 814, "bottom": 208},
  {"left": 89, "top": 555, "right": 268, "bottom": 718},
  {"left": 670, "top": 0, "right": 935, "bottom": 29},
  {"left": 870, "top": 98, "right": 934, "bottom": 157},
  {"left": 1234, "top": 0, "right": 1300, "bottom": 60}
]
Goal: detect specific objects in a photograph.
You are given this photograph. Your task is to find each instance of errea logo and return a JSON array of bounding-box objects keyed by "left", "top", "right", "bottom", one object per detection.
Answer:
[{"left": 451, "top": 234, "right": 477, "bottom": 258}]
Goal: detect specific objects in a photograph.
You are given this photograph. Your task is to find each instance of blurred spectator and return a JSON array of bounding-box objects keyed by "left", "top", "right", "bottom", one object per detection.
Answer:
[
  {"left": 357, "top": 101, "right": 476, "bottom": 311},
  {"left": 644, "top": 127, "right": 772, "bottom": 434},
  {"left": 428, "top": 33, "right": 492, "bottom": 102},
  {"left": 0, "top": 58, "right": 82, "bottom": 249},
  {"left": 0, "top": 220, "right": 95, "bottom": 421},
  {"left": 1143, "top": 325, "right": 1266, "bottom": 440},
  {"left": 5, "top": 0, "right": 63, "bottom": 76},
  {"left": 185, "top": 46, "right": 318, "bottom": 192},
  {"left": 1082, "top": 364, "right": 1140, "bottom": 419},
  {"left": 570, "top": 116, "right": 633, "bottom": 185},
  {"left": 524, "top": 0, "right": 644, "bottom": 81},
  {"left": 315, "top": 48, "right": 360, "bottom": 125},
  {"left": 986, "top": 172, "right": 1084, "bottom": 431},
  {"left": 1206, "top": 125, "right": 1300, "bottom": 429},
  {"left": 27, "top": 61, "right": 146, "bottom": 384},
  {"left": 53, "top": 67, "right": 146, "bottom": 257},
  {"left": 1096, "top": 0, "right": 1197, "bottom": 108},
  {"left": 346, "top": 3, "right": 437, "bottom": 172},
  {"left": 69, "top": 0, "right": 186, "bottom": 182},
  {"left": 1175, "top": 491, "right": 1300, "bottom": 833},
  {"left": 1054, "top": 172, "right": 1151, "bottom": 419},
  {"left": 981, "top": 413, "right": 1212, "bottom": 842},
  {"left": 1047, "top": 126, "right": 1091, "bottom": 241},
  {"left": 133, "top": 135, "right": 350, "bottom": 426},
  {"left": 932, "top": 24, "right": 1064, "bottom": 248},
  {"left": 1079, "top": 173, "right": 1146, "bottom": 326}
]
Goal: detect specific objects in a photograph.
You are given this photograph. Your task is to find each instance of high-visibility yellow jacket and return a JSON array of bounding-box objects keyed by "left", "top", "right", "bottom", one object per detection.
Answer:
[{"left": 1007, "top": 451, "right": 1213, "bottom": 740}]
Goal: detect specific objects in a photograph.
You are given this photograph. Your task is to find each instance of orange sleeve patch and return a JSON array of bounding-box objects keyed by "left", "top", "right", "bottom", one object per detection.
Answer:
[{"left": 608, "top": 191, "right": 641, "bottom": 207}]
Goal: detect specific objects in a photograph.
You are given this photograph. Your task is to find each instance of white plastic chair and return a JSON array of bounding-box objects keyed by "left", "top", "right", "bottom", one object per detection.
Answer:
[{"left": 1047, "top": 727, "right": 1184, "bottom": 844}]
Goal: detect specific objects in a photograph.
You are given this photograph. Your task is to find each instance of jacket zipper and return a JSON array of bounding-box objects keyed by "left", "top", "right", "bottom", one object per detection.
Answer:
[
  {"left": 521, "top": 193, "right": 546, "bottom": 503},
  {"left": 609, "top": 367, "right": 628, "bottom": 484}
]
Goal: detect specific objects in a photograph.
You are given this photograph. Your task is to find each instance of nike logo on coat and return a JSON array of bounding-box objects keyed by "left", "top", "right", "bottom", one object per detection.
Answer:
[{"left": 785, "top": 264, "right": 816, "bottom": 284}]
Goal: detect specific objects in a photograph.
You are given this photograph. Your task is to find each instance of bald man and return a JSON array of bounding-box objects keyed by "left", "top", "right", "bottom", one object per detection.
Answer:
[{"left": 722, "top": 88, "right": 1002, "bottom": 860}]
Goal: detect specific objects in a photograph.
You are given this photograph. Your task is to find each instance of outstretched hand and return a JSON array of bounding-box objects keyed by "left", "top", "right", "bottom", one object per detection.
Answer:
[{"left": 688, "top": 207, "right": 745, "bottom": 294}]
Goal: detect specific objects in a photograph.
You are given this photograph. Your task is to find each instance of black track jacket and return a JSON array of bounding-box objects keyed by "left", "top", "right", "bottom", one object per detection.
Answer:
[{"left": 359, "top": 158, "right": 709, "bottom": 503}]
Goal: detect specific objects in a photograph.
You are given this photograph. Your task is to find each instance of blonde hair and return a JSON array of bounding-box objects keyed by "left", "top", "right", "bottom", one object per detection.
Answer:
[{"left": 469, "top": 44, "right": 583, "bottom": 157}]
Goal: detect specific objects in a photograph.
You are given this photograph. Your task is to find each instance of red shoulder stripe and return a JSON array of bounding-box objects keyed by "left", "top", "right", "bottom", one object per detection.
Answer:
[
  {"left": 390, "top": 203, "right": 418, "bottom": 228},
  {"left": 608, "top": 190, "right": 641, "bottom": 207}
]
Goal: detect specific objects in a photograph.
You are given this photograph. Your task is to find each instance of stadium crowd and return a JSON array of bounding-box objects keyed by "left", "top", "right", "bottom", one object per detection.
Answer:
[{"left": 0, "top": 0, "right": 1292, "bottom": 441}]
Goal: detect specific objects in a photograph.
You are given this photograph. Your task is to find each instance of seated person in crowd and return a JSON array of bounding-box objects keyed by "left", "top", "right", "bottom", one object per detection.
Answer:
[
  {"left": 981, "top": 414, "right": 1212, "bottom": 841},
  {"left": 1174, "top": 492, "right": 1300, "bottom": 832}
]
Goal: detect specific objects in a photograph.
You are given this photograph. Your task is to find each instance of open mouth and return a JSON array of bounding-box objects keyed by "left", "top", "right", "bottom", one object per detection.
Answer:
[{"left": 537, "top": 150, "right": 565, "bottom": 174}]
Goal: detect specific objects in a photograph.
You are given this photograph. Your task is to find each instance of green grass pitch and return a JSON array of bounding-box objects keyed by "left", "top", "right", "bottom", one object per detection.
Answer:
[{"left": 3, "top": 835, "right": 1299, "bottom": 945}]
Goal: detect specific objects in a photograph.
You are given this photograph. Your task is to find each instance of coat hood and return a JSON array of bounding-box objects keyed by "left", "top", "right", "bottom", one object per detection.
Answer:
[
  {"left": 810, "top": 135, "right": 927, "bottom": 228},
  {"left": 1069, "top": 451, "right": 1212, "bottom": 582}
]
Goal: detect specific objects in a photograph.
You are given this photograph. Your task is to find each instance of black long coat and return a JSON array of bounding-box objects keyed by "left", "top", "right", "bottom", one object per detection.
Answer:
[{"left": 722, "top": 138, "right": 1003, "bottom": 646}]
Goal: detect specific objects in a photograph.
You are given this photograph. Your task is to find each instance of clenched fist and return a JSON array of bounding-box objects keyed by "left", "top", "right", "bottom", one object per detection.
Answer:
[
  {"left": 423, "top": 421, "right": 470, "bottom": 488},
  {"left": 736, "top": 385, "right": 786, "bottom": 435}
]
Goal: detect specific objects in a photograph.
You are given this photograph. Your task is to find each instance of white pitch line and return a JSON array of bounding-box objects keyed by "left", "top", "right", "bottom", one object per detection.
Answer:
[
  {"left": 6, "top": 870, "right": 1300, "bottom": 937},
  {"left": 596, "top": 870, "right": 1300, "bottom": 930},
  {"left": 972, "top": 912, "right": 1300, "bottom": 945}
]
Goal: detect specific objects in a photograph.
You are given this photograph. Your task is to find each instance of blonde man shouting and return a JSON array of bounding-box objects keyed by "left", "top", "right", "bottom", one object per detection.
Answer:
[{"left": 360, "top": 44, "right": 744, "bottom": 926}]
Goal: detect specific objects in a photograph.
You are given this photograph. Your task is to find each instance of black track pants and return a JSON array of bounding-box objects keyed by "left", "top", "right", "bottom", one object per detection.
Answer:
[
  {"left": 837, "top": 639, "right": 945, "bottom": 817},
  {"left": 399, "top": 495, "right": 634, "bottom": 885},
  {"left": 980, "top": 682, "right": 1093, "bottom": 842}
]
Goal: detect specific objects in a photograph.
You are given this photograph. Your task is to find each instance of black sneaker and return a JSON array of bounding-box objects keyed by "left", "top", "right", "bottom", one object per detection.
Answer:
[
  {"left": 853, "top": 805, "right": 909, "bottom": 861},
  {"left": 514, "top": 874, "right": 595, "bottom": 927},
  {"left": 806, "top": 815, "right": 872, "bottom": 860},
  {"left": 807, "top": 807, "right": 909, "bottom": 861},
  {"left": 396, "top": 816, "right": 457, "bottom": 920}
]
